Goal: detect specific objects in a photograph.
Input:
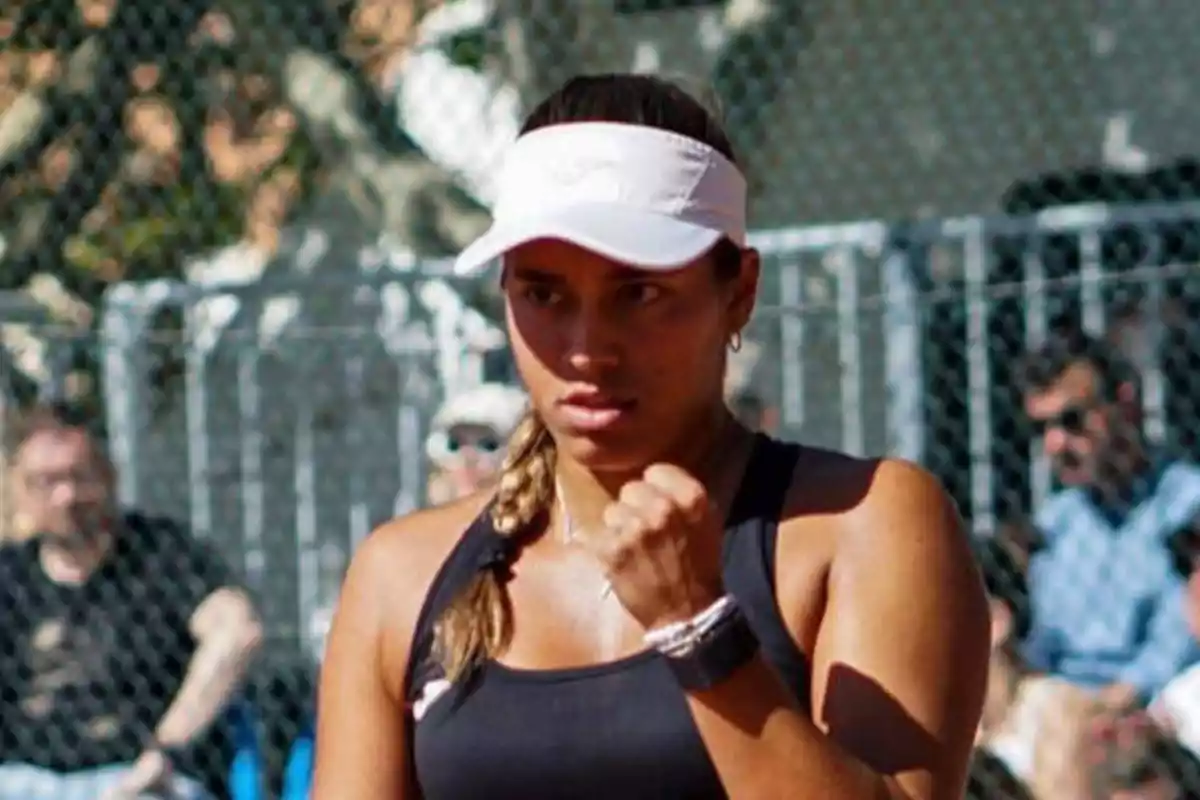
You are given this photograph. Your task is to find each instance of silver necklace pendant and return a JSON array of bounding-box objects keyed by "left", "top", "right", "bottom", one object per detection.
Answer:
[{"left": 556, "top": 481, "right": 615, "bottom": 599}]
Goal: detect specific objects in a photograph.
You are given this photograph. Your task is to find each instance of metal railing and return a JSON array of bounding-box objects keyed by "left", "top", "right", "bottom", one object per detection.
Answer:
[{"left": 97, "top": 201, "right": 1200, "bottom": 652}]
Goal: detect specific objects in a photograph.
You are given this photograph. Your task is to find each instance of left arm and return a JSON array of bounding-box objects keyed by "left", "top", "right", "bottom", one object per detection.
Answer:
[
  {"left": 1114, "top": 579, "right": 1200, "bottom": 704},
  {"left": 152, "top": 585, "right": 264, "bottom": 747},
  {"left": 682, "top": 460, "right": 990, "bottom": 800}
]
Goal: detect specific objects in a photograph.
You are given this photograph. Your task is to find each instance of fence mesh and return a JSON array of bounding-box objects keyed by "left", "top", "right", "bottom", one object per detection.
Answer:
[{"left": 5, "top": 0, "right": 1200, "bottom": 798}]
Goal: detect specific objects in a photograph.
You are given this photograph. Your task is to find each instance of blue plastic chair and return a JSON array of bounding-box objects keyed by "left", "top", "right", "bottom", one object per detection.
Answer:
[
  {"left": 227, "top": 700, "right": 264, "bottom": 800},
  {"left": 279, "top": 716, "right": 315, "bottom": 800}
]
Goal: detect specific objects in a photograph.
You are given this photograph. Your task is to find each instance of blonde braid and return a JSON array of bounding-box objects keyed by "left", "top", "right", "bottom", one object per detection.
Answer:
[{"left": 433, "top": 410, "right": 557, "bottom": 682}]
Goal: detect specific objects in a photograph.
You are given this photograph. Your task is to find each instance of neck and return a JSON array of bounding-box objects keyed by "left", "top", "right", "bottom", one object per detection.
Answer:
[
  {"left": 39, "top": 529, "right": 113, "bottom": 585},
  {"left": 554, "top": 405, "right": 745, "bottom": 535},
  {"left": 1093, "top": 438, "right": 1151, "bottom": 505}
]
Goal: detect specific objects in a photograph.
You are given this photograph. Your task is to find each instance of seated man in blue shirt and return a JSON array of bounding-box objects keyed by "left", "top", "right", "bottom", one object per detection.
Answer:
[{"left": 1017, "top": 326, "right": 1200, "bottom": 800}]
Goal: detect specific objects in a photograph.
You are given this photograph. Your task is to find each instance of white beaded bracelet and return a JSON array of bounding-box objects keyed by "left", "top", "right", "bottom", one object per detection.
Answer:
[{"left": 643, "top": 595, "right": 739, "bottom": 658}]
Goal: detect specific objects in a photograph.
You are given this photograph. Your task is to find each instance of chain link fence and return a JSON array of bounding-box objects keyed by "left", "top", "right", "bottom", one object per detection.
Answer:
[{"left": 5, "top": 0, "right": 1200, "bottom": 797}]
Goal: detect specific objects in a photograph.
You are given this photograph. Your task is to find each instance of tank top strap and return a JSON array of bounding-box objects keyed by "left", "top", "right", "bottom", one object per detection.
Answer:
[
  {"left": 721, "top": 433, "right": 812, "bottom": 708},
  {"left": 405, "top": 509, "right": 500, "bottom": 700}
]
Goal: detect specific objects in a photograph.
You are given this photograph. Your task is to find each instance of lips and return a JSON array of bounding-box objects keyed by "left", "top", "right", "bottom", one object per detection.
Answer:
[{"left": 556, "top": 390, "right": 636, "bottom": 432}]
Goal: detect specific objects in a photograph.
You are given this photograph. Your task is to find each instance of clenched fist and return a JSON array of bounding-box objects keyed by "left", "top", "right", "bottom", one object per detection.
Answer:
[{"left": 577, "top": 464, "right": 726, "bottom": 630}]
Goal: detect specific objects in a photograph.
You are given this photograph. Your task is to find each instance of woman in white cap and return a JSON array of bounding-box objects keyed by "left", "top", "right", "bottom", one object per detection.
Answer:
[
  {"left": 314, "top": 73, "right": 989, "bottom": 799},
  {"left": 423, "top": 383, "right": 529, "bottom": 504}
]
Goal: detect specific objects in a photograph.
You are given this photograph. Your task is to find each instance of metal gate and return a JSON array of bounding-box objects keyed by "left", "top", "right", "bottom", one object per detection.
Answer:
[{"left": 99, "top": 201, "right": 1200, "bottom": 654}]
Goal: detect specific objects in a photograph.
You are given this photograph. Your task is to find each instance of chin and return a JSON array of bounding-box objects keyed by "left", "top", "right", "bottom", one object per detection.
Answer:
[{"left": 555, "top": 430, "right": 659, "bottom": 474}]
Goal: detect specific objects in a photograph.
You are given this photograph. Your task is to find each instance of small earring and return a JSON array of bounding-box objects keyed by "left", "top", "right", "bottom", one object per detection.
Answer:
[{"left": 729, "top": 331, "right": 742, "bottom": 352}]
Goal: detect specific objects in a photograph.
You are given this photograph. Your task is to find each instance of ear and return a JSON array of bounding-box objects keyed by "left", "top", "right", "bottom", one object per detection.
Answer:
[
  {"left": 989, "top": 599, "right": 1013, "bottom": 649},
  {"left": 1115, "top": 380, "right": 1140, "bottom": 414},
  {"left": 726, "top": 248, "right": 760, "bottom": 334}
]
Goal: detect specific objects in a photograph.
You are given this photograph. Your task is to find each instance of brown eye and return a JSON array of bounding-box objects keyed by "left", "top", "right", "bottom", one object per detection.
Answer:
[
  {"left": 618, "top": 282, "right": 664, "bottom": 306},
  {"left": 521, "top": 284, "right": 564, "bottom": 308}
]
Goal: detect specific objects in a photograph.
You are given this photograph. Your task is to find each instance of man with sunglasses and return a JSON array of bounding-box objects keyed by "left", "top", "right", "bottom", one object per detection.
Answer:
[{"left": 1015, "top": 326, "right": 1200, "bottom": 799}]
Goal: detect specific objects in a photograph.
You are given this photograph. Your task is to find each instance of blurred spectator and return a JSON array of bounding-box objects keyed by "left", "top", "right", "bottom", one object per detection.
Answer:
[
  {"left": 727, "top": 389, "right": 779, "bottom": 434},
  {"left": 1087, "top": 710, "right": 1200, "bottom": 799},
  {"left": 0, "top": 402, "right": 262, "bottom": 799},
  {"left": 1148, "top": 525, "right": 1200, "bottom": 758},
  {"left": 423, "top": 383, "right": 527, "bottom": 505},
  {"left": 1017, "top": 327, "right": 1200, "bottom": 799},
  {"left": 979, "top": 522, "right": 1046, "bottom": 796}
]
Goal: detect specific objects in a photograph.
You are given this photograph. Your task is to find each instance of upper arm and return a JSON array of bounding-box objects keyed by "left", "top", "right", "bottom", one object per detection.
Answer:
[
  {"left": 809, "top": 459, "right": 990, "bottom": 800},
  {"left": 312, "top": 496, "right": 485, "bottom": 800},
  {"left": 312, "top": 529, "right": 411, "bottom": 800}
]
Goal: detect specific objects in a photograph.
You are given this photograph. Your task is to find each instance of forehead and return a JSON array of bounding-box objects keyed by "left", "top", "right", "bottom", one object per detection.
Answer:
[
  {"left": 505, "top": 239, "right": 699, "bottom": 282},
  {"left": 1025, "top": 361, "right": 1101, "bottom": 412},
  {"left": 446, "top": 422, "right": 502, "bottom": 438},
  {"left": 16, "top": 428, "right": 98, "bottom": 470}
]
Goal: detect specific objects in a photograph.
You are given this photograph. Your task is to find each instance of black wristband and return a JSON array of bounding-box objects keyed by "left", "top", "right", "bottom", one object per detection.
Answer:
[{"left": 662, "top": 605, "right": 760, "bottom": 692}]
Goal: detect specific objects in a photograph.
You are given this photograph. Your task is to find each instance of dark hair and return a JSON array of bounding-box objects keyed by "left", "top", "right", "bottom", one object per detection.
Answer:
[
  {"left": 5, "top": 401, "right": 106, "bottom": 460},
  {"left": 1020, "top": 323, "right": 1137, "bottom": 400},
  {"left": 433, "top": 73, "right": 743, "bottom": 682},
  {"left": 1166, "top": 522, "right": 1200, "bottom": 579},
  {"left": 973, "top": 534, "right": 1031, "bottom": 641},
  {"left": 966, "top": 750, "right": 1035, "bottom": 800}
]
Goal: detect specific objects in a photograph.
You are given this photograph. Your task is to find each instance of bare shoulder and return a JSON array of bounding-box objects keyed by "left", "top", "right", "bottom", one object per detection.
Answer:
[
  {"left": 338, "top": 491, "right": 492, "bottom": 694},
  {"left": 780, "top": 448, "right": 965, "bottom": 556},
  {"left": 774, "top": 449, "right": 981, "bottom": 635},
  {"left": 357, "top": 491, "right": 492, "bottom": 593}
]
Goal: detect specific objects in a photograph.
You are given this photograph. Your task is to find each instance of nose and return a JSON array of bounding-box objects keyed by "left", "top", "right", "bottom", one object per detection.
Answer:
[
  {"left": 50, "top": 480, "right": 79, "bottom": 508},
  {"left": 564, "top": 307, "right": 619, "bottom": 372},
  {"left": 1042, "top": 426, "right": 1070, "bottom": 458}
]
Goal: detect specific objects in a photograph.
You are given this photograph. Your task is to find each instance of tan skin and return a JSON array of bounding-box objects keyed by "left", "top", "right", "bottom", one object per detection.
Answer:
[{"left": 314, "top": 239, "right": 990, "bottom": 800}]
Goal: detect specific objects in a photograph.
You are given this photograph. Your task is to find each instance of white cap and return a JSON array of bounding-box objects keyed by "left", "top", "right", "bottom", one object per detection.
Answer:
[
  {"left": 453, "top": 122, "right": 747, "bottom": 275},
  {"left": 430, "top": 382, "right": 528, "bottom": 436},
  {"left": 426, "top": 383, "right": 528, "bottom": 466}
]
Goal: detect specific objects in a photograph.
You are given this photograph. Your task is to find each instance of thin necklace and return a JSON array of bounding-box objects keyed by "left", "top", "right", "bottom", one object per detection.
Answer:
[
  {"left": 553, "top": 421, "right": 741, "bottom": 601},
  {"left": 555, "top": 480, "right": 615, "bottom": 599}
]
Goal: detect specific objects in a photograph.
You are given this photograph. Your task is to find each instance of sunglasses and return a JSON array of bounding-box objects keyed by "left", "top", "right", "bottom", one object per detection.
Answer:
[
  {"left": 445, "top": 431, "right": 504, "bottom": 455},
  {"left": 1029, "top": 403, "right": 1094, "bottom": 437},
  {"left": 425, "top": 426, "right": 507, "bottom": 467}
]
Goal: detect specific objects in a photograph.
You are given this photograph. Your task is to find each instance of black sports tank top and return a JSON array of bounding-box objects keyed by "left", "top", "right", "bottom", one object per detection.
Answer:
[{"left": 405, "top": 434, "right": 810, "bottom": 799}]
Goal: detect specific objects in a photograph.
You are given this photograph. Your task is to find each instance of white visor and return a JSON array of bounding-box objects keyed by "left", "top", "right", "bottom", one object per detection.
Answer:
[{"left": 454, "top": 122, "right": 747, "bottom": 275}]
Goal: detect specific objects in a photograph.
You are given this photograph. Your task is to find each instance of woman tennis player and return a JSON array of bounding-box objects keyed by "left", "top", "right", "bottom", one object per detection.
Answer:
[{"left": 313, "top": 73, "right": 990, "bottom": 799}]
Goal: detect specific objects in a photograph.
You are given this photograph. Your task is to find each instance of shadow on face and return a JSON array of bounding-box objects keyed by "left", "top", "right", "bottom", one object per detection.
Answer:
[{"left": 502, "top": 239, "right": 758, "bottom": 473}]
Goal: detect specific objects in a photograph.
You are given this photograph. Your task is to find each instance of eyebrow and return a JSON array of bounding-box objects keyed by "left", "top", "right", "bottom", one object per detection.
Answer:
[
  {"left": 507, "top": 264, "right": 663, "bottom": 283},
  {"left": 507, "top": 266, "right": 560, "bottom": 282}
]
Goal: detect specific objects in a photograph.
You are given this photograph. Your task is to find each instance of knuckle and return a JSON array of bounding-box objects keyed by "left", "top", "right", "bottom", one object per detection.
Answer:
[
  {"left": 642, "top": 464, "right": 675, "bottom": 485},
  {"left": 602, "top": 503, "right": 627, "bottom": 530},
  {"left": 679, "top": 485, "right": 708, "bottom": 514},
  {"left": 645, "top": 498, "right": 674, "bottom": 530},
  {"left": 618, "top": 480, "right": 647, "bottom": 506}
]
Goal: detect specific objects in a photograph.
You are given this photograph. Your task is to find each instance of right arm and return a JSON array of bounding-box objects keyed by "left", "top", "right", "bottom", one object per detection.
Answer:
[{"left": 311, "top": 496, "right": 485, "bottom": 799}]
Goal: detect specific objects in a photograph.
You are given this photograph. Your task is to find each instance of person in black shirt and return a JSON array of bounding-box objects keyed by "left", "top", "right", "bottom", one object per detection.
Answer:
[{"left": 0, "top": 403, "right": 262, "bottom": 799}]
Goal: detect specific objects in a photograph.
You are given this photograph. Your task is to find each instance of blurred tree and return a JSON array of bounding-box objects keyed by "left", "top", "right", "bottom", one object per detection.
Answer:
[{"left": 0, "top": 0, "right": 489, "bottom": 321}]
